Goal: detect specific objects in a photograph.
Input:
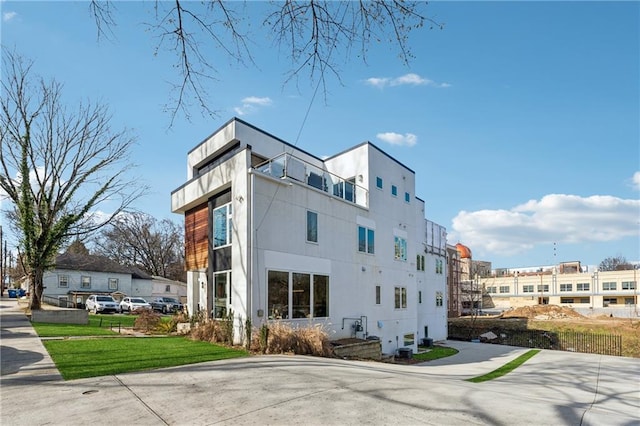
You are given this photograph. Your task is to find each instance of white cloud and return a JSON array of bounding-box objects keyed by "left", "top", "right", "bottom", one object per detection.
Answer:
[
  {"left": 376, "top": 132, "right": 417, "bottom": 147},
  {"left": 3, "top": 11, "right": 17, "bottom": 22},
  {"left": 365, "top": 73, "right": 450, "bottom": 89},
  {"left": 631, "top": 171, "right": 640, "bottom": 190},
  {"left": 234, "top": 96, "right": 273, "bottom": 116},
  {"left": 451, "top": 194, "right": 640, "bottom": 256}
]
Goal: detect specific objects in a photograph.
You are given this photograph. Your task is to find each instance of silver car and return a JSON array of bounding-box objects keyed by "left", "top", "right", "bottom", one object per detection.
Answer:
[
  {"left": 119, "top": 297, "right": 152, "bottom": 313},
  {"left": 85, "top": 295, "right": 119, "bottom": 314}
]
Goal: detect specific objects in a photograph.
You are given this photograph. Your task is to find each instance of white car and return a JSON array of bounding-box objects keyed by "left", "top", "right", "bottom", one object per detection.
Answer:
[
  {"left": 119, "top": 297, "right": 152, "bottom": 313},
  {"left": 85, "top": 295, "right": 119, "bottom": 314}
]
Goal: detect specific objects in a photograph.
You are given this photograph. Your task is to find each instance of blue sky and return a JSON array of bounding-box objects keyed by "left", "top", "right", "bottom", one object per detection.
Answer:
[{"left": 1, "top": 1, "right": 638, "bottom": 269}]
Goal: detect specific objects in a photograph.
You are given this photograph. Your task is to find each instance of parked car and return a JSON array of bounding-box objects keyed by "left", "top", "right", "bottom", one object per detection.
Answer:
[
  {"left": 150, "top": 297, "right": 183, "bottom": 314},
  {"left": 85, "top": 295, "right": 119, "bottom": 314},
  {"left": 119, "top": 297, "right": 152, "bottom": 313}
]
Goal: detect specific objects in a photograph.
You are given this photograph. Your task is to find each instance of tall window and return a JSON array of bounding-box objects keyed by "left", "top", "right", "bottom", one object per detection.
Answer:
[
  {"left": 213, "top": 271, "right": 231, "bottom": 318},
  {"left": 268, "top": 271, "right": 289, "bottom": 319},
  {"left": 416, "top": 255, "right": 425, "bottom": 271},
  {"left": 213, "top": 203, "right": 232, "bottom": 247},
  {"left": 165, "top": 285, "right": 171, "bottom": 292},
  {"left": 306, "top": 211, "right": 318, "bottom": 243},
  {"left": 81, "top": 276, "right": 91, "bottom": 289},
  {"left": 435, "top": 259, "right": 444, "bottom": 274},
  {"left": 394, "top": 286, "right": 407, "bottom": 309},
  {"left": 418, "top": 290, "right": 422, "bottom": 304},
  {"left": 313, "top": 275, "right": 329, "bottom": 318},
  {"left": 404, "top": 192, "right": 410, "bottom": 203},
  {"left": 436, "top": 291, "right": 443, "bottom": 307},
  {"left": 394, "top": 236, "right": 407, "bottom": 261},
  {"left": 375, "top": 285, "right": 381, "bottom": 305},
  {"left": 58, "top": 275, "right": 68, "bottom": 288},
  {"left": 358, "top": 226, "right": 375, "bottom": 254},
  {"left": 108, "top": 278, "right": 118, "bottom": 290},
  {"left": 391, "top": 185, "right": 398, "bottom": 197}
]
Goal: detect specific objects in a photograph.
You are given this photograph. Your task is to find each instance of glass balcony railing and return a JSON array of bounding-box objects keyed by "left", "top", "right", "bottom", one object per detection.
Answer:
[{"left": 256, "top": 153, "right": 368, "bottom": 208}]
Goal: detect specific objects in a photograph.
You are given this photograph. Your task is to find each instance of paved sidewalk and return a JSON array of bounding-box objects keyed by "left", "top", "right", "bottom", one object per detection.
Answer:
[{"left": 1, "top": 297, "right": 639, "bottom": 425}]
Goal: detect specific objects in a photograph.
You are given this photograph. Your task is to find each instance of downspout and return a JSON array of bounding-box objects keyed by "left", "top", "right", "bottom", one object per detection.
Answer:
[{"left": 248, "top": 166, "right": 254, "bottom": 326}]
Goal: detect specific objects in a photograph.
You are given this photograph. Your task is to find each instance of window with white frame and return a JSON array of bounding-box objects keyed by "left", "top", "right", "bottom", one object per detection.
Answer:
[
  {"left": 523, "top": 285, "right": 534, "bottom": 293},
  {"left": 487, "top": 286, "right": 496, "bottom": 294},
  {"left": 416, "top": 254, "right": 425, "bottom": 271},
  {"left": 435, "top": 259, "right": 444, "bottom": 274},
  {"left": 108, "top": 278, "right": 118, "bottom": 290},
  {"left": 577, "top": 282, "right": 590, "bottom": 291},
  {"left": 306, "top": 210, "right": 318, "bottom": 243},
  {"left": 358, "top": 226, "right": 375, "bottom": 254},
  {"left": 213, "top": 203, "right": 232, "bottom": 247},
  {"left": 436, "top": 291, "right": 443, "bottom": 307},
  {"left": 560, "top": 283, "right": 572, "bottom": 292},
  {"left": 58, "top": 275, "right": 69, "bottom": 288},
  {"left": 81, "top": 276, "right": 91, "bottom": 289},
  {"left": 537, "top": 284, "right": 549, "bottom": 292},
  {"left": 602, "top": 282, "right": 616, "bottom": 291},
  {"left": 394, "top": 236, "right": 407, "bottom": 261},
  {"left": 622, "top": 281, "right": 636, "bottom": 290},
  {"left": 394, "top": 286, "right": 407, "bottom": 309},
  {"left": 499, "top": 286, "right": 509, "bottom": 294}
]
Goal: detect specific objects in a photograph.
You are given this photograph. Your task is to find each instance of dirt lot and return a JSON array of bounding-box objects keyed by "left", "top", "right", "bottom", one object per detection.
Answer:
[{"left": 450, "top": 305, "right": 640, "bottom": 358}]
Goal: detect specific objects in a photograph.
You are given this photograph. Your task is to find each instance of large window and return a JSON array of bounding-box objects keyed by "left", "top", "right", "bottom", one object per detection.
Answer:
[
  {"left": 394, "top": 286, "right": 407, "bottom": 309},
  {"left": 81, "top": 276, "right": 91, "bottom": 289},
  {"left": 58, "top": 275, "right": 68, "bottom": 288},
  {"left": 537, "top": 285, "right": 549, "bottom": 292},
  {"left": 523, "top": 285, "right": 534, "bottom": 293},
  {"left": 560, "top": 283, "right": 572, "bottom": 292},
  {"left": 499, "top": 286, "right": 509, "bottom": 294},
  {"left": 622, "top": 281, "right": 636, "bottom": 290},
  {"left": 267, "top": 270, "right": 329, "bottom": 320},
  {"left": 577, "top": 283, "right": 590, "bottom": 291},
  {"left": 602, "top": 282, "right": 617, "bottom": 291},
  {"left": 358, "top": 226, "right": 375, "bottom": 254},
  {"left": 306, "top": 211, "right": 318, "bottom": 243},
  {"left": 394, "top": 236, "right": 407, "bottom": 261},
  {"left": 213, "top": 203, "right": 232, "bottom": 247},
  {"left": 487, "top": 287, "right": 496, "bottom": 294}
]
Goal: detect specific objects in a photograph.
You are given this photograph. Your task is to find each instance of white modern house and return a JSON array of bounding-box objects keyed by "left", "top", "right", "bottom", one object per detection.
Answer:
[{"left": 171, "top": 118, "right": 447, "bottom": 354}]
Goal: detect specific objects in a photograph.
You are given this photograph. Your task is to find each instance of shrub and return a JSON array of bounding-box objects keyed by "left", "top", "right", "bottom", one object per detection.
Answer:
[
  {"left": 134, "top": 310, "right": 162, "bottom": 333},
  {"left": 252, "top": 322, "right": 332, "bottom": 357}
]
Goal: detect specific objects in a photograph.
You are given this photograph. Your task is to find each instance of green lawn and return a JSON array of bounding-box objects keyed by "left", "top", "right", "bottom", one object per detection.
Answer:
[
  {"left": 413, "top": 345, "right": 459, "bottom": 361},
  {"left": 43, "top": 336, "right": 248, "bottom": 380},
  {"left": 466, "top": 349, "right": 540, "bottom": 383},
  {"left": 32, "top": 314, "right": 138, "bottom": 337}
]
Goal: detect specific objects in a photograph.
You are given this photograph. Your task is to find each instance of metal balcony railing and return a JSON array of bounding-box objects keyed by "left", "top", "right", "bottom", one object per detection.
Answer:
[{"left": 256, "top": 153, "right": 368, "bottom": 208}]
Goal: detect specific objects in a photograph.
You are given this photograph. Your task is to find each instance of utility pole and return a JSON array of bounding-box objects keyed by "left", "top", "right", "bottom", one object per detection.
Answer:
[{"left": 0, "top": 225, "right": 3, "bottom": 297}]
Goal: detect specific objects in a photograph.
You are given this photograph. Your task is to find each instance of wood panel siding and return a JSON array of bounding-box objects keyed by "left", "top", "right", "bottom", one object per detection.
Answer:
[{"left": 185, "top": 203, "right": 209, "bottom": 270}]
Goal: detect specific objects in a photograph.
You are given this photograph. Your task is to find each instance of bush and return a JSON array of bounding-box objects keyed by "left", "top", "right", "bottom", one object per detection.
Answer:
[
  {"left": 252, "top": 322, "right": 332, "bottom": 357},
  {"left": 134, "top": 310, "right": 162, "bottom": 333}
]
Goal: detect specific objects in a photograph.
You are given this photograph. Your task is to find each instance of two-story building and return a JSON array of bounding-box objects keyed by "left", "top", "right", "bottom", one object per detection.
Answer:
[{"left": 171, "top": 118, "right": 447, "bottom": 354}]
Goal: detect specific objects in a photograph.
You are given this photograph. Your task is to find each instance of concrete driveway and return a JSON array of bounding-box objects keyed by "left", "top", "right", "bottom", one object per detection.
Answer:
[{"left": 1, "top": 298, "right": 639, "bottom": 425}]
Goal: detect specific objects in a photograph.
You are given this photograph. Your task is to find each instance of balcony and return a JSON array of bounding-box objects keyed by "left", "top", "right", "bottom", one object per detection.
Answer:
[{"left": 256, "top": 153, "right": 368, "bottom": 208}]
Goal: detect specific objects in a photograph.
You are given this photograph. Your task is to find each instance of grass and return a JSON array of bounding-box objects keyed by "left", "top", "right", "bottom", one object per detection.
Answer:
[
  {"left": 32, "top": 314, "right": 138, "bottom": 337},
  {"left": 43, "top": 336, "right": 248, "bottom": 380},
  {"left": 413, "top": 345, "right": 459, "bottom": 361},
  {"left": 466, "top": 349, "right": 540, "bottom": 383}
]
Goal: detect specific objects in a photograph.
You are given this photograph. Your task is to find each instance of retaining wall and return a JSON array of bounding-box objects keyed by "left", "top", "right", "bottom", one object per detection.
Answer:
[
  {"left": 332, "top": 340, "right": 381, "bottom": 361},
  {"left": 31, "top": 309, "right": 89, "bottom": 325}
]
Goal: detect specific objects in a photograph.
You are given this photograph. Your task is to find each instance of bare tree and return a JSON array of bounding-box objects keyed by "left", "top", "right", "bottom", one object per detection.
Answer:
[
  {"left": 90, "top": 1, "right": 442, "bottom": 125},
  {"left": 93, "top": 212, "right": 185, "bottom": 282},
  {"left": 0, "top": 51, "right": 145, "bottom": 310},
  {"left": 599, "top": 255, "right": 633, "bottom": 271}
]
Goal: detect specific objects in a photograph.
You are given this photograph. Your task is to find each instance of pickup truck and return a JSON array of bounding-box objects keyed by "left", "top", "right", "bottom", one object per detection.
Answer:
[{"left": 150, "top": 297, "right": 183, "bottom": 314}]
